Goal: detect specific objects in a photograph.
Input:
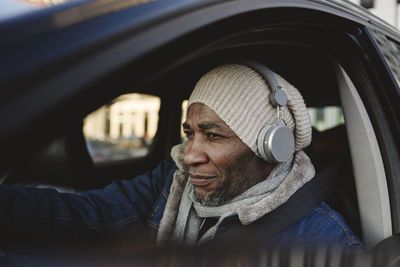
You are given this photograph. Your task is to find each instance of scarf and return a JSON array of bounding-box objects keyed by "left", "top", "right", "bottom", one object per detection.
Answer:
[
  {"left": 172, "top": 157, "right": 293, "bottom": 245},
  {"left": 156, "top": 144, "right": 315, "bottom": 246}
]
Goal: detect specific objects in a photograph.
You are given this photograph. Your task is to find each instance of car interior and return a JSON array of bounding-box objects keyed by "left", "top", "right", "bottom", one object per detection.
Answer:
[{"left": 0, "top": 7, "right": 396, "bottom": 257}]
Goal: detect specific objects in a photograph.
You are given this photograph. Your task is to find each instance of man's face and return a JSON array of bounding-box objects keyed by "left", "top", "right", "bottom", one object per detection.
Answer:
[{"left": 183, "top": 103, "right": 272, "bottom": 206}]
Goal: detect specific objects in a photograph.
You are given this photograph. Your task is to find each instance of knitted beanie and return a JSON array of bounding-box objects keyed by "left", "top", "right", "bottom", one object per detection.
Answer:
[{"left": 187, "top": 64, "right": 312, "bottom": 158}]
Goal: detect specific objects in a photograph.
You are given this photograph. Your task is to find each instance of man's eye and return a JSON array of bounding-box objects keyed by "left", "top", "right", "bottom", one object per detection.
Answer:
[
  {"left": 207, "top": 132, "right": 221, "bottom": 139},
  {"left": 184, "top": 131, "right": 193, "bottom": 138}
]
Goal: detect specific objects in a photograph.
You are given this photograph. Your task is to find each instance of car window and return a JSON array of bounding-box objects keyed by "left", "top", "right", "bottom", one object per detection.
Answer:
[
  {"left": 385, "top": 38, "right": 400, "bottom": 83},
  {"left": 83, "top": 93, "right": 161, "bottom": 164},
  {"left": 370, "top": 31, "right": 400, "bottom": 84},
  {"left": 308, "top": 106, "right": 344, "bottom": 131}
]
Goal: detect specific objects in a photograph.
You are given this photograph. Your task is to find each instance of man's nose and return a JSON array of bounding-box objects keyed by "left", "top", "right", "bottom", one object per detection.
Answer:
[{"left": 184, "top": 139, "right": 208, "bottom": 166}]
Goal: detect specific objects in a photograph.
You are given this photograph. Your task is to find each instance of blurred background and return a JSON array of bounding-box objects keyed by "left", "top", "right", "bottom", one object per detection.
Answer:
[{"left": 349, "top": 0, "right": 400, "bottom": 28}]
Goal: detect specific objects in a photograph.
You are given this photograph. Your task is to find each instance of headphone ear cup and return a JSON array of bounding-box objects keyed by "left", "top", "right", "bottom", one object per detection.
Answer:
[
  {"left": 257, "top": 124, "right": 295, "bottom": 163},
  {"left": 257, "top": 125, "right": 273, "bottom": 162}
]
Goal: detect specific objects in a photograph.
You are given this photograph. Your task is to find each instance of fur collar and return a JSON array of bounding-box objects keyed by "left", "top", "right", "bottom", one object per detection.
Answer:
[{"left": 156, "top": 144, "right": 315, "bottom": 245}]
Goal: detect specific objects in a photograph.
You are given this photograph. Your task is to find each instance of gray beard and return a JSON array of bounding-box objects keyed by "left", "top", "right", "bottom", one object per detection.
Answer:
[
  {"left": 193, "top": 153, "right": 270, "bottom": 207},
  {"left": 194, "top": 189, "right": 226, "bottom": 207},
  {"left": 194, "top": 171, "right": 264, "bottom": 207}
]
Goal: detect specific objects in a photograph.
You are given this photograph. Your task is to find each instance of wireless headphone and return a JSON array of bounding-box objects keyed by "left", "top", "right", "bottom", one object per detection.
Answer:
[{"left": 240, "top": 61, "right": 295, "bottom": 163}]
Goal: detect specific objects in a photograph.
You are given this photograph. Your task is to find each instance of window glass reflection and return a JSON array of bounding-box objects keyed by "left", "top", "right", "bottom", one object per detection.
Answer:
[{"left": 83, "top": 93, "right": 161, "bottom": 163}]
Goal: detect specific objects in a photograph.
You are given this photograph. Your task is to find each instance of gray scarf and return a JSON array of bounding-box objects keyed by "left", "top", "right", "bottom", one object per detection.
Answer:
[
  {"left": 172, "top": 158, "right": 293, "bottom": 245},
  {"left": 156, "top": 144, "right": 315, "bottom": 246}
]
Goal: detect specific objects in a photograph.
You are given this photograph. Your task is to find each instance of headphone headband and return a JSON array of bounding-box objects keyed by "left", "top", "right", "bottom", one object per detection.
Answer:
[
  {"left": 237, "top": 60, "right": 288, "bottom": 108},
  {"left": 238, "top": 60, "right": 294, "bottom": 163},
  {"left": 238, "top": 61, "right": 280, "bottom": 92}
]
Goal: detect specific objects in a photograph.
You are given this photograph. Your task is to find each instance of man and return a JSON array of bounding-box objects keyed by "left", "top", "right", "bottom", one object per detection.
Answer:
[{"left": 0, "top": 63, "right": 362, "bottom": 254}]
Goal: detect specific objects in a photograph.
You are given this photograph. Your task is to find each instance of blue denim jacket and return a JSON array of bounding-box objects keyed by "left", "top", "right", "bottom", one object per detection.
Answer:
[{"left": 0, "top": 160, "right": 362, "bottom": 252}]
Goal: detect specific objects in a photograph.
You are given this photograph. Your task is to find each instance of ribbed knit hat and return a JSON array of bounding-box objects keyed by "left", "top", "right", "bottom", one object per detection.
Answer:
[{"left": 187, "top": 64, "right": 312, "bottom": 158}]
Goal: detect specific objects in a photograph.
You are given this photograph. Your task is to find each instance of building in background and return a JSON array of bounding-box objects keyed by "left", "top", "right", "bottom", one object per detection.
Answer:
[
  {"left": 350, "top": 0, "right": 400, "bottom": 28},
  {"left": 83, "top": 94, "right": 161, "bottom": 162},
  {"left": 84, "top": 93, "right": 160, "bottom": 141}
]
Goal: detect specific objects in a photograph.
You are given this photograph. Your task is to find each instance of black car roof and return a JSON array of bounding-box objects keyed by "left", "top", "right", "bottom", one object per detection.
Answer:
[
  {"left": 0, "top": 0, "right": 398, "bottom": 32},
  {"left": 1, "top": 0, "right": 399, "bottom": 93}
]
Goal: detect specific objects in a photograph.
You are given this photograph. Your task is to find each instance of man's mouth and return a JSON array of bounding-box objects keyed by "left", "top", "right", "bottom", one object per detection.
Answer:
[{"left": 189, "top": 174, "right": 216, "bottom": 186}]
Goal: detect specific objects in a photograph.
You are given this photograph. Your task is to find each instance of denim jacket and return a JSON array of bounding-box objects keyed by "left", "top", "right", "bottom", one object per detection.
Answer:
[{"left": 0, "top": 160, "right": 362, "bottom": 252}]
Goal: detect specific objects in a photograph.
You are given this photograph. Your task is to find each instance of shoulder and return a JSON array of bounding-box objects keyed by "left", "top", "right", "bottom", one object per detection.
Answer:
[
  {"left": 310, "top": 202, "right": 361, "bottom": 245},
  {"left": 158, "top": 159, "right": 178, "bottom": 194},
  {"left": 121, "top": 159, "right": 177, "bottom": 199},
  {"left": 152, "top": 159, "right": 178, "bottom": 178},
  {"left": 271, "top": 202, "right": 363, "bottom": 252}
]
